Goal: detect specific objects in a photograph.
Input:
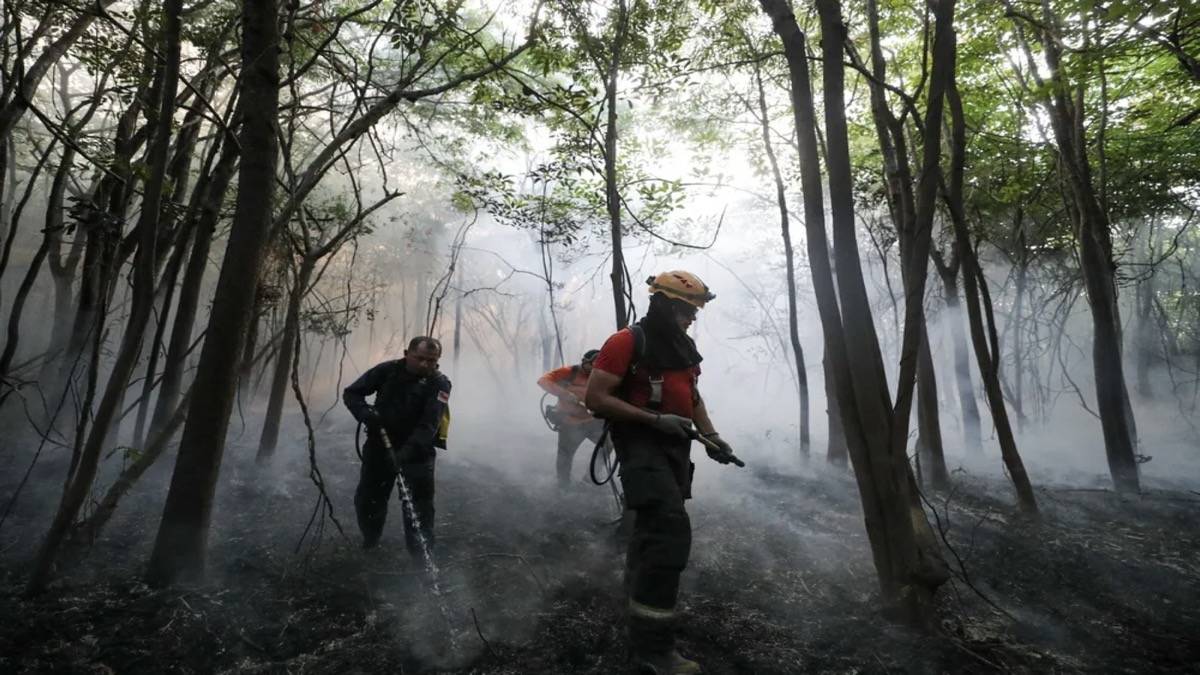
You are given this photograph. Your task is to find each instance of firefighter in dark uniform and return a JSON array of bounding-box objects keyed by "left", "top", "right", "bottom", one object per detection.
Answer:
[
  {"left": 537, "top": 349, "right": 605, "bottom": 488},
  {"left": 586, "top": 271, "right": 740, "bottom": 675},
  {"left": 343, "top": 336, "right": 451, "bottom": 554}
]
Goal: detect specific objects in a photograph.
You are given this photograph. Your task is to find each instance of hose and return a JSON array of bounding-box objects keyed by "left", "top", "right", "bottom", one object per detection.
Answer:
[
  {"left": 540, "top": 391, "right": 560, "bottom": 432},
  {"left": 588, "top": 423, "right": 618, "bottom": 486},
  {"left": 588, "top": 423, "right": 625, "bottom": 516}
]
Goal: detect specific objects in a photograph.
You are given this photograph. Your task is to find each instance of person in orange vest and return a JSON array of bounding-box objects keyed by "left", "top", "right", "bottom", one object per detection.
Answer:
[
  {"left": 537, "top": 349, "right": 605, "bottom": 488},
  {"left": 586, "top": 271, "right": 740, "bottom": 675}
]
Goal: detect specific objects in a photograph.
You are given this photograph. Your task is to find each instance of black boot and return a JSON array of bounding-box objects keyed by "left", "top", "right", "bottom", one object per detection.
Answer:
[
  {"left": 631, "top": 651, "right": 701, "bottom": 675},
  {"left": 628, "top": 613, "right": 701, "bottom": 674}
]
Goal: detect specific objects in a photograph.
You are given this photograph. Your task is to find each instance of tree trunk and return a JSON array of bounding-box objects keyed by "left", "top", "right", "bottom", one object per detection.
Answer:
[
  {"left": 760, "top": 0, "right": 948, "bottom": 623},
  {"left": 539, "top": 308, "right": 553, "bottom": 372},
  {"left": 1081, "top": 201, "right": 1141, "bottom": 491},
  {"left": 945, "top": 79, "right": 1038, "bottom": 513},
  {"left": 1135, "top": 265, "right": 1155, "bottom": 398},
  {"left": 935, "top": 253, "right": 982, "bottom": 452},
  {"left": 40, "top": 232, "right": 86, "bottom": 389},
  {"left": 824, "top": 354, "right": 848, "bottom": 467},
  {"left": 51, "top": 68, "right": 153, "bottom": 416},
  {"left": 148, "top": 139, "right": 239, "bottom": 441},
  {"left": 75, "top": 388, "right": 193, "bottom": 544},
  {"left": 859, "top": 0, "right": 949, "bottom": 486},
  {"left": 452, "top": 265, "right": 463, "bottom": 371},
  {"left": 0, "top": 130, "right": 60, "bottom": 309},
  {"left": 148, "top": 0, "right": 280, "bottom": 585},
  {"left": 26, "top": 0, "right": 183, "bottom": 595},
  {"left": 0, "top": 141, "right": 77, "bottom": 379},
  {"left": 1008, "top": 0, "right": 1139, "bottom": 492},
  {"left": 257, "top": 256, "right": 315, "bottom": 460},
  {"left": 753, "top": 59, "right": 810, "bottom": 457},
  {"left": 0, "top": 138, "right": 7, "bottom": 249},
  {"left": 416, "top": 268, "right": 428, "bottom": 336},
  {"left": 238, "top": 291, "right": 266, "bottom": 397},
  {"left": 605, "top": 0, "right": 631, "bottom": 329},
  {"left": 917, "top": 325, "right": 949, "bottom": 488},
  {"left": 1010, "top": 216, "right": 1029, "bottom": 431},
  {"left": 819, "top": 0, "right": 951, "bottom": 622},
  {"left": 130, "top": 84, "right": 216, "bottom": 447},
  {"left": 131, "top": 232, "right": 190, "bottom": 448}
]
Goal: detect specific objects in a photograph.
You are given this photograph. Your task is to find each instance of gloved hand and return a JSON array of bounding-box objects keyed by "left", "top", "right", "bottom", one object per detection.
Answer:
[
  {"left": 386, "top": 441, "right": 420, "bottom": 473},
  {"left": 703, "top": 433, "right": 745, "bottom": 467},
  {"left": 390, "top": 442, "right": 422, "bottom": 469},
  {"left": 650, "top": 413, "right": 694, "bottom": 438},
  {"left": 361, "top": 406, "right": 384, "bottom": 430}
]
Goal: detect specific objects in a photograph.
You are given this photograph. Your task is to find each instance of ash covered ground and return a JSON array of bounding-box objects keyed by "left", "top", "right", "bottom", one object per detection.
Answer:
[{"left": 2, "top": 419, "right": 1198, "bottom": 674}]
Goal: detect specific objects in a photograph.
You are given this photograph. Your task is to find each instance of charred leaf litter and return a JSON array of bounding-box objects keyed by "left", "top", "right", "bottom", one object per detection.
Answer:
[{"left": 2, "top": 429, "right": 1198, "bottom": 674}]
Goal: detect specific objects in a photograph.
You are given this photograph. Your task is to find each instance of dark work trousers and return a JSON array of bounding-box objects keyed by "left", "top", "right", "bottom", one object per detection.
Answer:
[
  {"left": 612, "top": 423, "right": 693, "bottom": 655},
  {"left": 355, "top": 436, "right": 437, "bottom": 556},
  {"left": 556, "top": 419, "right": 607, "bottom": 487}
]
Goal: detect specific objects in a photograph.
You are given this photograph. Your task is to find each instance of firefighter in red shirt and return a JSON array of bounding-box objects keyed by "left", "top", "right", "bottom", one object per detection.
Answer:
[
  {"left": 586, "top": 271, "right": 740, "bottom": 675},
  {"left": 537, "top": 349, "right": 605, "bottom": 488}
]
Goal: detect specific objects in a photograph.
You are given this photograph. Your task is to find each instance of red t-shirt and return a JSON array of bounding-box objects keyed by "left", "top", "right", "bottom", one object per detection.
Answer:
[{"left": 593, "top": 328, "right": 700, "bottom": 418}]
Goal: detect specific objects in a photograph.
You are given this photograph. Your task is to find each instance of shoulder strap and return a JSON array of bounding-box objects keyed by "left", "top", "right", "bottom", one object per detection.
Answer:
[
  {"left": 626, "top": 324, "right": 663, "bottom": 409},
  {"left": 629, "top": 324, "right": 646, "bottom": 373}
]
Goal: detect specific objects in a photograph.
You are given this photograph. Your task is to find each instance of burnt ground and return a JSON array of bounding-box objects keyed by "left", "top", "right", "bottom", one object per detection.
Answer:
[{"left": 1, "top": 424, "right": 1198, "bottom": 674}]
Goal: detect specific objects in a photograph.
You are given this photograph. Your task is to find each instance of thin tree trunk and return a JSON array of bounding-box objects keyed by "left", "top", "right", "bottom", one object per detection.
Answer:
[
  {"left": 917, "top": 325, "right": 949, "bottom": 488},
  {"left": 148, "top": 0, "right": 281, "bottom": 585},
  {"left": 148, "top": 139, "right": 239, "bottom": 441},
  {"left": 1136, "top": 270, "right": 1155, "bottom": 398},
  {"left": 753, "top": 59, "right": 810, "bottom": 457},
  {"left": 40, "top": 232, "right": 86, "bottom": 389},
  {"left": 238, "top": 292, "right": 265, "bottom": 396},
  {"left": 452, "top": 265, "right": 463, "bottom": 371},
  {"left": 52, "top": 61, "right": 153, "bottom": 411},
  {"left": 0, "top": 130, "right": 60, "bottom": 305},
  {"left": 934, "top": 252, "right": 982, "bottom": 452},
  {"left": 35, "top": 69, "right": 94, "bottom": 386},
  {"left": 132, "top": 223, "right": 193, "bottom": 448},
  {"left": 1011, "top": 215, "right": 1029, "bottom": 431},
  {"left": 538, "top": 216, "right": 565, "bottom": 364},
  {"left": 75, "top": 388, "right": 193, "bottom": 544},
  {"left": 945, "top": 79, "right": 1038, "bottom": 513},
  {"left": 0, "top": 138, "right": 8, "bottom": 247},
  {"left": 257, "top": 256, "right": 315, "bottom": 460},
  {"left": 1135, "top": 219, "right": 1157, "bottom": 398},
  {"left": 825, "top": 354, "right": 848, "bottom": 466},
  {"left": 0, "top": 140, "right": 77, "bottom": 378},
  {"left": 539, "top": 308, "right": 553, "bottom": 372},
  {"left": 416, "top": 268, "right": 428, "bottom": 335},
  {"left": 605, "top": 0, "right": 631, "bottom": 329}
]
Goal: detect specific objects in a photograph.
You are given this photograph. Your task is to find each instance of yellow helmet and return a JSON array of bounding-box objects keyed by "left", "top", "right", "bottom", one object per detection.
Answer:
[{"left": 646, "top": 271, "right": 716, "bottom": 308}]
